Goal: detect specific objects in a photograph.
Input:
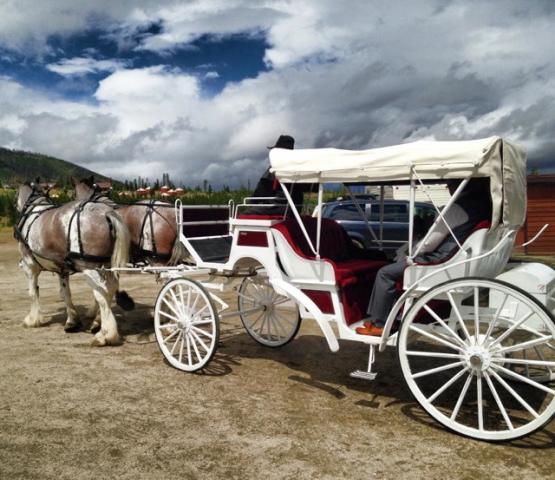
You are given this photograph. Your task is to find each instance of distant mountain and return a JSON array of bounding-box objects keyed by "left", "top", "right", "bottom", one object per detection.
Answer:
[{"left": 0, "top": 147, "right": 117, "bottom": 187}]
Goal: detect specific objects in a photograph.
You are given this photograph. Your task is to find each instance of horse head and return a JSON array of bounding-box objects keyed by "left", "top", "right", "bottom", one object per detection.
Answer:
[
  {"left": 72, "top": 176, "right": 97, "bottom": 201},
  {"left": 16, "top": 180, "right": 46, "bottom": 213}
]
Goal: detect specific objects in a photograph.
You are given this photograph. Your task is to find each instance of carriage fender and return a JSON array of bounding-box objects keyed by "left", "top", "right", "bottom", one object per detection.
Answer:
[{"left": 268, "top": 278, "right": 339, "bottom": 352}]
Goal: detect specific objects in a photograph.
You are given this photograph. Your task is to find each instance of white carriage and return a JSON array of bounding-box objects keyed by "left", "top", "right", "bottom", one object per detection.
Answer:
[{"left": 152, "top": 136, "right": 555, "bottom": 441}]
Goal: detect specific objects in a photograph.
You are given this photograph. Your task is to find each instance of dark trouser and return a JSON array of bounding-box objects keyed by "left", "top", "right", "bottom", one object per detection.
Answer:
[{"left": 367, "top": 260, "right": 407, "bottom": 326}]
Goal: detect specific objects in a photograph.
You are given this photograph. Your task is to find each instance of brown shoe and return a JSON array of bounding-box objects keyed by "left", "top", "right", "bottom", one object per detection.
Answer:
[{"left": 355, "top": 324, "right": 384, "bottom": 336}]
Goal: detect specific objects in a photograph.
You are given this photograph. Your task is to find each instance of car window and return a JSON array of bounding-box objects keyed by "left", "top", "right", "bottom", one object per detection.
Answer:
[
  {"left": 368, "top": 204, "right": 409, "bottom": 222},
  {"left": 328, "top": 203, "right": 362, "bottom": 220}
]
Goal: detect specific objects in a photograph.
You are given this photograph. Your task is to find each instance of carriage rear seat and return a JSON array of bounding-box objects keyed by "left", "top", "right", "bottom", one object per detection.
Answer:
[
  {"left": 272, "top": 217, "right": 387, "bottom": 282},
  {"left": 272, "top": 217, "right": 388, "bottom": 325}
]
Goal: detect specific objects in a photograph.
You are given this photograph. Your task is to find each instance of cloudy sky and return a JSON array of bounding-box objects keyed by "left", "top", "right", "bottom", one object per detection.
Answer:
[{"left": 0, "top": 0, "right": 554, "bottom": 186}]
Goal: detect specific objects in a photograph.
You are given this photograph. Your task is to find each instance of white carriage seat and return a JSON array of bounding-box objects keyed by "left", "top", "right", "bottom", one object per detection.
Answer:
[
  {"left": 271, "top": 216, "right": 389, "bottom": 325},
  {"left": 403, "top": 221, "right": 502, "bottom": 292}
]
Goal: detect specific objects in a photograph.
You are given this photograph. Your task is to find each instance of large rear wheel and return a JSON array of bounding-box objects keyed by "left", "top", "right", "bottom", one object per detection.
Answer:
[
  {"left": 398, "top": 277, "right": 555, "bottom": 441},
  {"left": 238, "top": 273, "right": 301, "bottom": 347}
]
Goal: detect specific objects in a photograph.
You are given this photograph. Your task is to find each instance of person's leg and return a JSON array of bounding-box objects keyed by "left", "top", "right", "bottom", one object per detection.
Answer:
[{"left": 367, "top": 260, "right": 406, "bottom": 327}]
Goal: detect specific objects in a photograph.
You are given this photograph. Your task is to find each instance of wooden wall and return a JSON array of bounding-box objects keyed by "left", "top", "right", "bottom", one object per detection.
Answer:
[{"left": 515, "top": 178, "right": 555, "bottom": 255}]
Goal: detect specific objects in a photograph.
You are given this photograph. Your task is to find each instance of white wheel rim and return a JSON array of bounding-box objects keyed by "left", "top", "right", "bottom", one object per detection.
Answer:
[
  {"left": 399, "top": 278, "right": 555, "bottom": 441},
  {"left": 239, "top": 275, "right": 300, "bottom": 347},
  {"left": 154, "top": 279, "right": 218, "bottom": 372}
]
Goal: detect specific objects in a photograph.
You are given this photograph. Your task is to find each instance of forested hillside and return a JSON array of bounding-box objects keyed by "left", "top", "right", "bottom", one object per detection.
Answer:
[{"left": 0, "top": 147, "right": 113, "bottom": 187}]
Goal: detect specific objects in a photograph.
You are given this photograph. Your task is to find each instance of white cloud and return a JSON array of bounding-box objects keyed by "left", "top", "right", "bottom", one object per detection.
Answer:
[
  {"left": 204, "top": 71, "right": 219, "bottom": 79},
  {"left": 46, "top": 57, "right": 128, "bottom": 76},
  {"left": 1, "top": 0, "right": 555, "bottom": 183}
]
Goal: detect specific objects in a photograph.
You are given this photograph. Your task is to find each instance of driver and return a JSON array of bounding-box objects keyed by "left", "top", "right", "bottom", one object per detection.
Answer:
[{"left": 357, "top": 178, "right": 492, "bottom": 336}]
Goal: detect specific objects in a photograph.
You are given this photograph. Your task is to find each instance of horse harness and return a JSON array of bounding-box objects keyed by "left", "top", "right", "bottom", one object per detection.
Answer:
[
  {"left": 65, "top": 191, "right": 114, "bottom": 268},
  {"left": 14, "top": 190, "right": 112, "bottom": 273},
  {"left": 136, "top": 200, "right": 173, "bottom": 262}
]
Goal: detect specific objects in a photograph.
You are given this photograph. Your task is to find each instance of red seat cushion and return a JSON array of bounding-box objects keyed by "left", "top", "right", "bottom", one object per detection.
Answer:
[{"left": 272, "top": 217, "right": 389, "bottom": 325}]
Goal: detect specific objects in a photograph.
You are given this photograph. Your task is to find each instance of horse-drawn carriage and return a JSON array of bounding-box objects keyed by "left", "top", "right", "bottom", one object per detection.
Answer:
[{"left": 15, "top": 136, "right": 555, "bottom": 441}]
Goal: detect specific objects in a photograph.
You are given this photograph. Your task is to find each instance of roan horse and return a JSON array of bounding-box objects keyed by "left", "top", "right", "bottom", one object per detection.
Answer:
[
  {"left": 73, "top": 178, "right": 188, "bottom": 332},
  {"left": 15, "top": 182, "right": 131, "bottom": 346},
  {"left": 73, "top": 177, "right": 187, "bottom": 266}
]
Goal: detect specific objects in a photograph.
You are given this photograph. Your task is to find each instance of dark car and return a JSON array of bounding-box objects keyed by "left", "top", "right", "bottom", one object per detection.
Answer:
[{"left": 320, "top": 199, "right": 437, "bottom": 257}]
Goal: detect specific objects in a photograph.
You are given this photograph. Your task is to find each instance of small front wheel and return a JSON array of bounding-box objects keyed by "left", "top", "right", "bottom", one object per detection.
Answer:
[
  {"left": 238, "top": 274, "right": 301, "bottom": 347},
  {"left": 154, "top": 278, "right": 219, "bottom": 372}
]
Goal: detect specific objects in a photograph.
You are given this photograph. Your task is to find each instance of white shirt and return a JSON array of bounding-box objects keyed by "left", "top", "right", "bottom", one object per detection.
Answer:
[{"left": 394, "top": 203, "right": 469, "bottom": 261}]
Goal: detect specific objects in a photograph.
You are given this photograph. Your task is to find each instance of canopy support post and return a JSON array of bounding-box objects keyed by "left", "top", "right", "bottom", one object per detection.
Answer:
[
  {"left": 408, "top": 171, "right": 415, "bottom": 262},
  {"left": 344, "top": 184, "right": 381, "bottom": 247},
  {"left": 316, "top": 181, "right": 323, "bottom": 258}
]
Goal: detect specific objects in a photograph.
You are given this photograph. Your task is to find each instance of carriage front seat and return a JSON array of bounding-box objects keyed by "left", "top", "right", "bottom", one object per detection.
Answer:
[
  {"left": 402, "top": 221, "right": 512, "bottom": 292},
  {"left": 272, "top": 216, "right": 389, "bottom": 325}
]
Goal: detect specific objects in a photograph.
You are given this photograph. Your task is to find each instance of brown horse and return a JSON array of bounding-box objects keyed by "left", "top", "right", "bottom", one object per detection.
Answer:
[
  {"left": 15, "top": 182, "right": 130, "bottom": 346},
  {"left": 73, "top": 177, "right": 188, "bottom": 266}
]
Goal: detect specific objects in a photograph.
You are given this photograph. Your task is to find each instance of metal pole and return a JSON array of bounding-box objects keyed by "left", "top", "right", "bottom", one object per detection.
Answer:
[
  {"left": 379, "top": 185, "right": 385, "bottom": 248},
  {"left": 408, "top": 170, "right": 415, "bottom": 260},
  {"left": 316, "top": 182, "right": 323, "bottom": 257}
]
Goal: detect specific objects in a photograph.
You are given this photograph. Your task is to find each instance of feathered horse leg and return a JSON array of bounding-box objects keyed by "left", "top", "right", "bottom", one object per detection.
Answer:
[
  {"left": 20, "top": 252, "right": 44, "bottom": 328},
  {"left": 59, "top": 273, "right": 80, "bottom": 332}
]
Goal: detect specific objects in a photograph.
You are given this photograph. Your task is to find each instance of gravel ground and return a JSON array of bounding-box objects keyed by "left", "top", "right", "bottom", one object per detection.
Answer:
[{"left": 1, "top": 229, "right": 554, "bottom": 479}]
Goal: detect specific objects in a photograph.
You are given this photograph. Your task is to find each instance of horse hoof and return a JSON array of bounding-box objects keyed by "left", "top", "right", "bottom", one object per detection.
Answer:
[
  {"left": 91, "top": 333, "right": 121, "bottom": 347},
  {"left": 90, "top": 323, "right": 101, "bottom": 334},
  {"left": 23, "top": 315, "right": 44, "bottom": 328},
  {"left": 64, "top": 321, "right": 81, "bottom": 333},
  {"left": 91, "top": 336, "right": 107, "bottom": 347}
]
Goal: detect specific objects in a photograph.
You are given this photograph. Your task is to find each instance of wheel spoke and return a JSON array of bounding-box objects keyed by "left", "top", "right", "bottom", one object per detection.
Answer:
[
  {"left": 427, "top": 367, "right": 468, "bottom": 402},
  {"left": 473, "top": 287, "right": 480, "bottom": 340},
  {"left": 423, "top": 304, "right": 467, "bottom": 347},
  {"left": 446, "top": 291, "right": 471, "bottom": 342},
  {"left": 169, "top": 331, "right": 183, "bottom": 354},
  {"left": 477, "top": 373, "right": 484, "bottom": 431},
  {"left": 186, "top": 333, "right": 192, "bottom": 366},
  {"left": 412, "top": 361, "right": 466, "bottom": 379},
  {"left": 237, "top": 290, "right": 257, "bottom": 303},
  {"left": 497, "top": 335, "right": 553, "bottom": 354},
  {"left": 192, "top": 304, "right": 209, "bottom": 320},
  {"left": 489, "top": 311, "right": 534, "bottom": 348},
  {"left": 247, "top": 311, "right": 265, "bottom": 331},
  {"left": 178, "top": 333, "right": 185, "bottom": 363},
  {"left": 163, "top": 328, "right": 180, "bottom": 345},
  {"left": 492, "top": 357, "right": 555, "bottom": 368},
  {"left": 190, "top": 329, "right": 210, "bottom": 352},
  {"left": 489, "top": 369, "right": 540, "bottom": 418},
  {"left": 409, "top": 325, "right": 465, "bottom": 353},
  {"left": 405, "top": 351, "right": 464, "bottom": 359},
  {"left": 169, "top": 288, "right": 183, "bottom": 315},
  {"left": 450, "top": 373, "right": 473, "bottom": 420},
  {"left": 192, "top": 319, "right": 214, "bottom": 326},
  {"left": 189, "top": 333, "right": 202, "bottom": 362},
  {"left": 483, "top": 292, "right": 508, "bottom": 342},
  {"left": 158, "top": 322, "right": 178, "bottom": 329},
  {"left": 191, "top": 325, "right": 214, "bottom": 340},
  {"left": 162, "top": 297, "right": 182, "bottom": 320},
  {"left": 491, "top": 364, "right": 555, "bottom": 396},
  {"left": 159, "top": 309, "right": 180, "bottom": 322},
  {"left": 484, "top": 372, "right": 514, "bottom": 430}
]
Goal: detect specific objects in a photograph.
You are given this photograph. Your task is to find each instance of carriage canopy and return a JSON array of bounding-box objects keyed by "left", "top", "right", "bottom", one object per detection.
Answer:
[{"left": 269, "top": 136, "right": 526, "bottom": 229}]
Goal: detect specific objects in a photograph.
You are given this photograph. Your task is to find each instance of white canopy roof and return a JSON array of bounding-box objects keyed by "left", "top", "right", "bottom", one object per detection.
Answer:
[{"left": 269, "top": 136, "right": 527, "bottom": 228}]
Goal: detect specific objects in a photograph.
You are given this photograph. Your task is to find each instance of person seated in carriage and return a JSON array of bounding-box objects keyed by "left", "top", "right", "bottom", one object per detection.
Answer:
[{"left": 357, "top": 177, "right": 493, "bottom": 336}]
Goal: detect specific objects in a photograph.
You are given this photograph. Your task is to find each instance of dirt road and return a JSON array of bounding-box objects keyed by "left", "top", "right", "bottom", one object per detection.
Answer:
[{"left": 0, "top": 229, "right": 554, "bottom": 479}]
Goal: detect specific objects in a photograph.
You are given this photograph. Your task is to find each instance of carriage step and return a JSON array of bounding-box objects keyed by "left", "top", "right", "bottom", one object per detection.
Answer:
[{"left": 350, "top": 370, "right": 377, "bottom": 381}]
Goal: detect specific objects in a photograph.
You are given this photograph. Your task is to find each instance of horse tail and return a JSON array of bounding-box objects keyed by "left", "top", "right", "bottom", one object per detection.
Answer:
[
  {"left": 168, "top": 238, "right": 190, "bottom": 266},
  {"left": 106, "top": 211, "right": 135, "bottom": 311},
  {"left": 106, "top": 210, "right": 130, "bottom": 271}
]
